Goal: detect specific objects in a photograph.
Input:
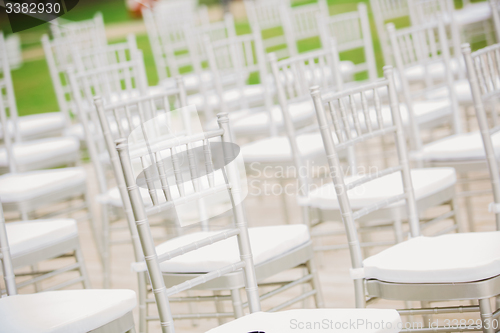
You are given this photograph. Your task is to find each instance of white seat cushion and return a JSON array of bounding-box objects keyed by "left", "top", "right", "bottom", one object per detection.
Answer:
[
  {"left": 231, "top": 100, "right": 315, "bottom": 135},
  {"left": 307, "top": 168, "right": 456, "bottom": 210},
  {"left": 0, "top": 289, "right": 136, "bottom": 333},
  {"left": 403, "top": 58, "right": 462, "bottom": 83},
  {"left": 0, "top": 137, "right": 79, "bottom": 167},
  {"left": 426, "top": 79, "right": 472, "bottom": 104},
  {"left": 188, "top": 85, "right": 266, "bottom": 110},
  {"left": 0, "top": 112, "right": 66, "bottom": 140},
  {"left": 413, "top": 130, "right": 500, "bottom": 162},
  {"left": 0, "top": 167, "right": 87, "bottom": 203},
  {"left": 208, "top": 308, "right": 401, "bottom": 333},
  {"left": 241, "top": 132, "right": 326, "bottom": 164},
  {"left": 152, "top": 225, "right": 309, "bottom": 273},
  {"left": 363, "top": 231, "right": 500, "bottom": 283},
  {"left": 6, "top": 219, "right": 78, "bottom": 258},
  {"left": 455, "top": 2, "right": 491, "bottom": 26}
]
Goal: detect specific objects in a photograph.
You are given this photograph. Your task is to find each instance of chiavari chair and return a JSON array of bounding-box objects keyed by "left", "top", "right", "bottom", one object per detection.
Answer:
[
  {"left": 102, "top": 86, "right": 324, "bottom": 329},
  {"left": 0, "top": 33, "right": 80, "bottom": 174},
  {"left": 113, "top": 101, "right": 402, "bottom": 332},
  {"left": 311, "top": 65, "right": 500, "bottom": 333},
  {"left": 0, "top": 32, "right": 68, "bottom": 142},
  {"left": 0, "top": 201, "right": 137, "bottom": 333}
]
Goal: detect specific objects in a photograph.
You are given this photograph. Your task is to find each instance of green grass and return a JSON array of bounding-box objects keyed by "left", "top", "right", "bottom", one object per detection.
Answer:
[{"left": 7, "top": 0, "right": 485, "bottom": 116}]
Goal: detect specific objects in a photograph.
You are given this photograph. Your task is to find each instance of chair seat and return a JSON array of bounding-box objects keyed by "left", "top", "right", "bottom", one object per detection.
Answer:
[
  {"left": 188, "top": 84, "right": 266, "bottom": 110},
  {"left": 363, "top": 231, "right": 500, "bottom": 283},
  {"left": 0, "top": 289, "right": 136, "bottom": 333},
  {"left": 0, "top": 112, "right": 66, "bottom": 140},
  {"left": 403, "top": 58, "right": 462, "bottom": 83},
  {"left": 455, "top": 2, "right": 491, "bottom": 26},
  {"left": 207, "top": 308, "right": 401, "bottom": 333},
  {"left": 241, "top": 132, "right": 326, "bottom": 164},
  {"left": 6, "top": 219, "right": 78, "bottom": 258},
  {"left": 231, "top": 100, "right": 315, "bottom": 136},
  {"left": 307, "top": 168, "right": 456, "bottom": 211},
  {"left": 426, "top": 79, "right": 472, "bottom": 104},
  {"left": 412, "top": 130, "right": 500, "bottom": 162},
  {"left": 0, "top": 137, "right": 79, "bottom": 168},
  {"left": 0, "top": 167, "right": 86, "bottom": 203},
  {"left": 145, "top": 225, "right": 309, "bottom": 273}
]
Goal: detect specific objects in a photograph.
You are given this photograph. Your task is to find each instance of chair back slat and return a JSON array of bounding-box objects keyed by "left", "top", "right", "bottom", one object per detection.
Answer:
[
  {"left": 463, "top": 43, "right": 500, "bottom": 230},
  {"left": 113, "top": 109, "right": 261, "bottom": 332},
  {"left": 388, "top": 20, "right": 462, "bottom": 151},
  {"left": 0, "top": 202, "right": 17, "bottom": 296},
  {"left": 309, "top": 68, "right": 420, "bottom": 304}
]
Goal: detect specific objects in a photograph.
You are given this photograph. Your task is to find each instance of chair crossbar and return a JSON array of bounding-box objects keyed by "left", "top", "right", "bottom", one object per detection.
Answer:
[
  {"left": 156, "top": 228, "right": 240, "bottom": 263},
  {"left": 352, "top": 193, "right": 408, "bottom": 220},
  {"left": 145, "top": 183, "right": 230, "bottom": 215},
  {"left": 166, "top": 260, "right": 246, "bottom": 296},
  {"left": 129, "top": 129, "right": 224, "bottom": 159},
  {"left": 324, "top": 79, "right": 389, "bottom": 101}
]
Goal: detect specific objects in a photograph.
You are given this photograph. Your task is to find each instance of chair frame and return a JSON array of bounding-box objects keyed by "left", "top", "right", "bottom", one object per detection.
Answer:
[{"left": 310, "top": 66, "right": 500, "bottom": 333}]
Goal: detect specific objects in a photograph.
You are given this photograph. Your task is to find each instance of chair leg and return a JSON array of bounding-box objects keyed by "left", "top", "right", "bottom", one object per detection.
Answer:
[
  {"left": 461, "top": 173, "right": 475, "bottom": 232},
  {"left": 420, "top": 301, "right": 431, "bottom": 328},
  {"left": 138, "top": 272, "right": 147, "bottom": 333},
  {"left": 84, "top": 189, "right": 104, "bottom": 263},
  {"left": 101, "top": 205, "right": 110, "bottom": 289},
  {"left": 213, "top": 290, "right": 227, "bottom": 325},
  {"left": 231, "top": 288, "right": 244, "bottom": 318},
  {"left": 479, "top": 298, "right": 495, "bottom": 333},
  {"left": 75, "top": 245, "right": 91, "bottom": 289},
  {"left": 30, "top": 264, "right": 41, "bottom": 292},
  {"left": 278, "top": 178, "right": 290, "bottom": 224},
  {"left": 450, "top": 197, "right": 464, "bottom": 233},
  {"left": 307, "top": 257, "right": 324, "bottom": 308}
]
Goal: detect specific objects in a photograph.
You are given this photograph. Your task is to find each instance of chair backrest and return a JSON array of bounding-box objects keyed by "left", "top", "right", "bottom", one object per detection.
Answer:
[
  {"left": 285, "top": 0, "right": 329, "bottom": 45},
  {"left": 0, "top": 32, "right": 21, "bottom": 144},
  {"left": 244, "top": 0, "right": 297, "bottom": 60},
  {"left": 370, "top": 0, "right": 410, "bottom": 65},
  {"left": 388, "top": 20, "right": 462, "bottom": 151},
  {"left": 111, "top": 105, "right": 260, "bottom": 331},
  {"left": 72, "top": 34, "right": 139, "bottom": 74},
  {"left": 143, "top": 4, "right": 227, "bottom": 81},
  {"left": 205, "top": 31, "right": 271, "bottom": 120},
  {"left": 463, "top": 42, "right": 500, "bottom": 230},
  {"left": 50, "top": 12, "right": 107, "bottom": 49},
  {"left": 309, "top": 66, "right": 419, "bottom": 307},
  {"left": 0, "top": 201, "right": 17, "bottom": 296},
  {"left": 318, "top": 3, "right": 378, "bottom": 82}
]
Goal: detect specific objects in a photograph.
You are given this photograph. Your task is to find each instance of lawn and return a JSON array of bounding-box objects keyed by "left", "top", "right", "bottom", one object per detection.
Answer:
[{"left": 5, "top": 0, "right": 479, "bottom": 116}]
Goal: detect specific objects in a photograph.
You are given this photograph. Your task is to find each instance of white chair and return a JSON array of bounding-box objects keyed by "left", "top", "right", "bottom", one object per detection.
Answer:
[
  {"left": 114, "top": 107, "right": 401, "bottom": 333},
  {"left": 0, "top": 32, "right": 68, "bottom": 142},
  {"left": 50, "top": 12, "right": 107, "bottom": 50},
  {"left": 103, "top": 91, "right": 323, "bottom": 330},
  {"left": 310, "top": 66, "right": 500, "bottom": 333},
  {"left": 0, "top": 35, "right": 80, "bottom": 175},
  {"left": 463, "top": 42, "right": 500, "bottom": 231},
  {"left": 389, "top": 20, "right": 491, "bottom": 231},
  {"left": 0, "top": 202, "right": 137, "bottom": 333},
  {"left": 4, "top": 33, "right": 22, "bottom": 70}
]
